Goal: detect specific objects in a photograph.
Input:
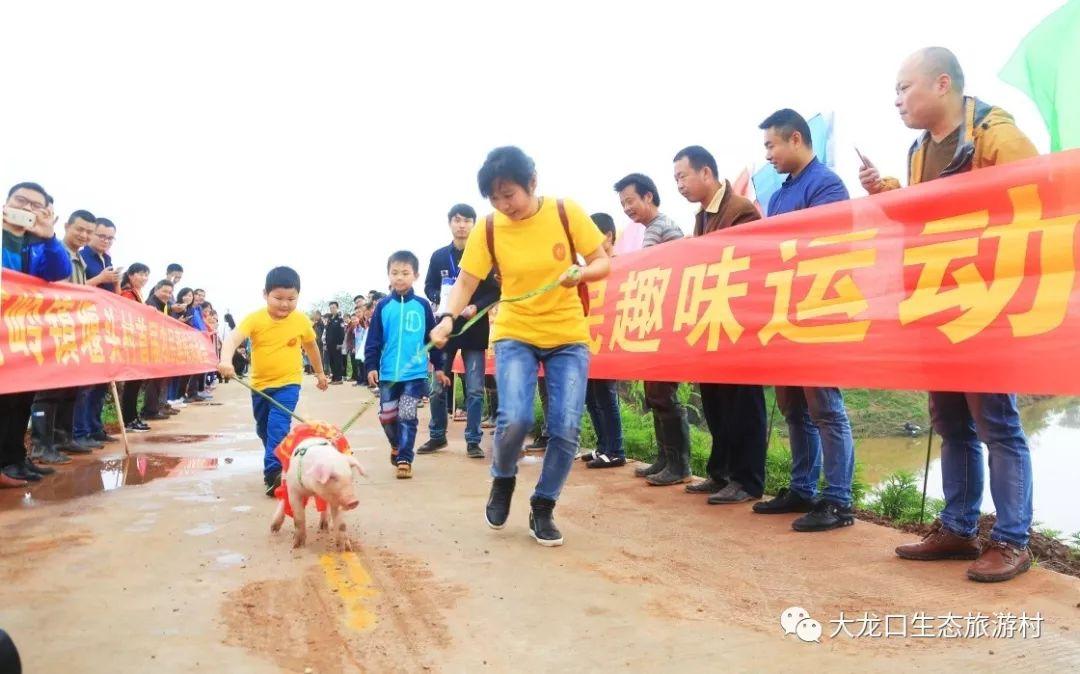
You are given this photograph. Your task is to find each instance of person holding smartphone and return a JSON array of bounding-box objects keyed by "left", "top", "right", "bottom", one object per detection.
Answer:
[
  {"left": 81, "top": 217, "right": 120, "bottom": 293},
  {"left": 1, "top": 182, "right": 72, "bottom": 488}
]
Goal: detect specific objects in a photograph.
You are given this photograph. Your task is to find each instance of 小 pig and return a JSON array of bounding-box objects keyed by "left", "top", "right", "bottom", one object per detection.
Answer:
[{"left": 270, "top": 437, "right": 366, "bottom": 550}]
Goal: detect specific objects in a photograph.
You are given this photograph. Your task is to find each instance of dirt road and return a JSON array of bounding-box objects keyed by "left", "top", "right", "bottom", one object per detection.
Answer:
[{"left": 1, "top": 380, "right": 1078, "bottom": 673}]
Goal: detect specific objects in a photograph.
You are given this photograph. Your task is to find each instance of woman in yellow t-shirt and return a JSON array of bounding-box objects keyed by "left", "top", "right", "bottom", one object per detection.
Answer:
[{"left": 430, "top": 146, "right": 610, "bottom": 547}]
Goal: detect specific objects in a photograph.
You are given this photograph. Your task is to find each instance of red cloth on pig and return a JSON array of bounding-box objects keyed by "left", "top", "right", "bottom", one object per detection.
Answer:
[{"left": 273, "top": 422, "right": 352, "bottom": 520}]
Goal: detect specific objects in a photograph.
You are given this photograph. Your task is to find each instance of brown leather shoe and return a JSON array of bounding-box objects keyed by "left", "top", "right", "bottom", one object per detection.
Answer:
[
  {"left": 895, "top": 521, "right": 980, "bottom": 561},
  {"left": 967, "top": 540, "right": 1032, "bottom": 583}
]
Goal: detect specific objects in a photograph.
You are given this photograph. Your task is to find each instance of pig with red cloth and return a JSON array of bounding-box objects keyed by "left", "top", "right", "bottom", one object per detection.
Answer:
[{"left": 269, "top": 422, "right": 366, "bottom": 550}]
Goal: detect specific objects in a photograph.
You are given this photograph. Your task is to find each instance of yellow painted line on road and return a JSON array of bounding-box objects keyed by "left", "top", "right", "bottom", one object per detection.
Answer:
[{"left": 319, "top": 551, "right": 380, "bottom": 631}]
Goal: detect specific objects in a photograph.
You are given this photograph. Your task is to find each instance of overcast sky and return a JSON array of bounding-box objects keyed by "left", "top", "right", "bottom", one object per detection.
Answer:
[{"left": 2, "top": 0, "right": 1062, "bottom": 319}]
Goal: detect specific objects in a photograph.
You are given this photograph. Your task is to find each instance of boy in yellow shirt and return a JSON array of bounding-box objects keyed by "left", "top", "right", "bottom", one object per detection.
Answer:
[{"left": 218, "top": 266, "right": 328, "bottom": 495}]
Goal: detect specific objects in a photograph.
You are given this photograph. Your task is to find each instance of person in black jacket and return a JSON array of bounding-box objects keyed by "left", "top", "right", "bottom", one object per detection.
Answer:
[
  {"left": 416, "top": 204, "right": 500, "bottom": 459},
  {"left": 324, "top": 302, "right": 347, "bottom": 383}
]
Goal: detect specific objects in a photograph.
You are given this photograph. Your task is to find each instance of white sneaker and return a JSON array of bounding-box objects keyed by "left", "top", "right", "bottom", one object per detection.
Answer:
[{"left": 168, "top": 399, "right": 187, "bottom": 409}]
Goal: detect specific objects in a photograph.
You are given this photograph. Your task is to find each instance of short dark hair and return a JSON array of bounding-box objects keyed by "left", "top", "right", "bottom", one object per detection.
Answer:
[
  {"left": 66, "top": 210, "right": 96, "bottom": 226},
  {"left": 150, "top": 279, "right": 174, "bottom": 294},
  {"left": 7, "top": 182, "right": 49, "bottom": 203},
  {"left": 673, "top": 146, "right": 719, "bottom": 180},
  {"left": 194, "top": 288, "right": 206, "bottom": 295},
  {"left": 447, "top": 203, "right": 477, "bottom": 222},
  {"left": 264, "top": 266, "right": 301, "bottom": 293},
  {"left": 387, "top": 250, "right": 420, "bottom": 274},
  {"left": 590, "top": 212, "right": 617, "bottom": 241},
  {"left": 95, "top": 217, "right": 116, "bottom": 230},
  {"left": 758, "top": 108, "right": 813, "bottom": 149},
  {"left": 353, "top": 295, "right": 365, "bottom": 303},
  {"left": 614, "top": 173, "right": 661, "bottom": 207},
  {"left": 166, "top": 263, "right": 184, "bottom": 274},
  {"left": 477, "top": 146, "right": 535, "bottom": 198},
  {"left": 329, "top": 301, "right": 339, "bottom": 308}
]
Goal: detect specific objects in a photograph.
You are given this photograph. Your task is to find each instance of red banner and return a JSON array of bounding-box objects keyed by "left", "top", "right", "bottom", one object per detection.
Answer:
[
  {"left": 576, "top": 150, "right": 1080, "bottom": 394},
  {"left": 0, "top": 271, "right": 217, "bottom": 394}
]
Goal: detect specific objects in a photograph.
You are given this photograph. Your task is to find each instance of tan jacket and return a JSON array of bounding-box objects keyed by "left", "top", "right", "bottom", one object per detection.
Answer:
[{"left": 880, "top": 97, "right": 1038, "bottom": 190}]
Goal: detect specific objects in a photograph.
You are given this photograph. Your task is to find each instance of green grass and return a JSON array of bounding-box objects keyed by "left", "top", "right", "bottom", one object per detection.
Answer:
[{"left": 864, "top": 470, "right": 945, "bottom": 525}]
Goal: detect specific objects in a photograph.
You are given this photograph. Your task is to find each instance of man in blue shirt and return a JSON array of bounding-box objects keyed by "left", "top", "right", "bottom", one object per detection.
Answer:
[
  {"left": 80, "top": 218, "right": 119, "bottom": 293},
  {"left": 750, "top": 109, "right": 858, "bottom": 533},
  {"left": 1, "top": 182, "right": 72, "bottom": 487}
]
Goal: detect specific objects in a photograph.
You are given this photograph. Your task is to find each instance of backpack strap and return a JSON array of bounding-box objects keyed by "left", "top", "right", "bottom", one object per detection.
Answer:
[
  {"left": 556, "top": 199, "right": 577, "bottom": 260},
  {"left": 485, "top": 213, "right": 501, "bottom": 284},
  {"left": 556, "top": 199, "right": 590, "bottom": 315}
]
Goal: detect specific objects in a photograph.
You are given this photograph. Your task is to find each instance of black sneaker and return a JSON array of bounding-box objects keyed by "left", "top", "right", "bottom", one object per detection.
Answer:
[
  {"left": 416, "top": 438, "right": 448, "bottom": 454},
  {"left": 529, "top": 497, "right": 564, "bottom": 547},
  {"left": 485, "top": 476, "right": 515, "bottom": 529},
  {"left": 586, "top": 453, "right": 626, "bottom": 469},
  {"left": 752, "top": 487, "right": 817, "bottom": 514},
  {"left": 792, "top": 499, "right": 855, "bottom": 532},
  {"left": 525, "top": 436, "right": 549, "bottom": 450},
  {"left": 125, "top": 421, "right": 150, "bottom": 434},
  {"left": 92, "top": 432, "right": 119, "bottom": 443},
  {"left": 466, "top": 443, "right": 485, "bottom": 459},
  {"left": 264, "top": 470, "right": 282, "bottom": 497}
]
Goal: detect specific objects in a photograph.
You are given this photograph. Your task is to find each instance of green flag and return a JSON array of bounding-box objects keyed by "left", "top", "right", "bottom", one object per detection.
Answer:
[{"left": 1000, "top": 0, "right": 1080, "bottom": 151}]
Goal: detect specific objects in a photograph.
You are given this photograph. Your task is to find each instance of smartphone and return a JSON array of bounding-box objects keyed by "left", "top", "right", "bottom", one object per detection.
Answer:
[
  {"left": 854, "top": 147, "right": 871, "bottom": 169},
  {"left": 2, "top": 207, "right": 36, "bottom": 230}
]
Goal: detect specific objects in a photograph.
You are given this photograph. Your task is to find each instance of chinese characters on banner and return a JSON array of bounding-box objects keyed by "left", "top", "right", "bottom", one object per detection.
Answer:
[
  {"left": 0, "top": 271, "right": 217, "bottom": 394},
  {"left": 587, "top": 151, "right": 1080, "bottom": 394}
]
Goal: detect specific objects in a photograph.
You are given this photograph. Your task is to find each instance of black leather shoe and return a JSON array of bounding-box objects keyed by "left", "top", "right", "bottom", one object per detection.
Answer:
[
  {"left": 3, "top": 463, "right": 42, "bottom": 482},
  {"left": 24, "top": 458, "right": 55, "bottom": 476},
  {"left": 416, "top": 438, "right": 448, "bottom": 454}
]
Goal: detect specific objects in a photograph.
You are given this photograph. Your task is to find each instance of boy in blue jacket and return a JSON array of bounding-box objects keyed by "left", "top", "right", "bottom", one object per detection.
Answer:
[
  {"left": 366, "top": 251, "right": 447, "bottom": 479},
  {"left": 1, "top": 182, "right": 73, "bottom": 488}
]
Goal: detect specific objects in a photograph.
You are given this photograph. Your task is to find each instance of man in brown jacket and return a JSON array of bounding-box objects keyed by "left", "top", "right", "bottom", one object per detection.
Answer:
[
  {"left": 672, "top": 145, "right": 768, "bottom": 504},
  {"left": 859, "top": 47, "right": 1037, "bottom": 583}
]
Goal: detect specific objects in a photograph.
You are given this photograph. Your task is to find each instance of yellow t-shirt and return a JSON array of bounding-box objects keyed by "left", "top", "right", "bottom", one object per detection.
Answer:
[
  {"left": 459, "top": 197, "right": 604, "bottom": 349},
  {"left": 235, "top": 309, "right": 317, "bottom": 390}
]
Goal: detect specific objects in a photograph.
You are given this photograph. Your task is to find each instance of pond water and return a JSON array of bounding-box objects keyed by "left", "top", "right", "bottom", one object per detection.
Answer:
[{"left": 855, "top": 398, "right": 1080, "bottom": 538}]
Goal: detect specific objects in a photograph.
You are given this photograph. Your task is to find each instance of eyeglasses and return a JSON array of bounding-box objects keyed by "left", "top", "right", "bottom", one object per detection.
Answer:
[
  {"left": 94, "top": 232, "right": 116, "bottom": 241},
  {"left": 10, "top": 194, "right": 47, "bottom": 211}
]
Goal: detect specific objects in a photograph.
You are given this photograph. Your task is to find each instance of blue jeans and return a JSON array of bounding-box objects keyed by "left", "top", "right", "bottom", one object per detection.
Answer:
[
  {"left": 492, "top": 340, "right": 589, "bottom": 501},
  {"left": 776, "top": 386, "right": 855, "bottom": 507},
  {"left": 251, "top": 384, "right": 300, "bottom": 480},
  {"left": 429, "top": 348, "right": 485, "bottom": 445},
  {"left": 379, "top": 378, "right": 427, "bottom": 464},
  {"left": 931, "top": 392, "right": 1032, "bottom": 548},
  {"left": 74, "top": 385, "right": 107, "bottom": 439},
  {"left": 585, "top": 379, "right": 623, "bottom": 459}
]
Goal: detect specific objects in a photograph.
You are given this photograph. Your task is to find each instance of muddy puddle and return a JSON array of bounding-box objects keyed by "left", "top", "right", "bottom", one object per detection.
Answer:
[{"left": 0, "top": 451, "right": 261, "bottom": 511}]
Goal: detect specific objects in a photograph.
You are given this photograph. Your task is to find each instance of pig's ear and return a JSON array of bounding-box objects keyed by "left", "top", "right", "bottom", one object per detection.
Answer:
[
  {"left": 310, "top": 462, "right": 333, "bottom": 485},
  {"left": 347, "top": 455, "right": 366, "bottom": 477}
]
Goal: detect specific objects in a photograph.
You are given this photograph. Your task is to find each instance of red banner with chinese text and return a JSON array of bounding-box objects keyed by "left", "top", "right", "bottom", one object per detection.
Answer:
[
  {"left": 575, "top": 150, "right": 1080, "bottom": 394},
  {"left": 0, "top": 271, "right": 217, "bottom": 394}
]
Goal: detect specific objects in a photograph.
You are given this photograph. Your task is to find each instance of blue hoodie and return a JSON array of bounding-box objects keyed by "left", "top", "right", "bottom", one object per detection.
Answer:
[
  {"left": 1, "top": 229, "right": 73, "bottom": 281},
  {"left": 365, "top": 288, "right": 444, "bottom": 383}
]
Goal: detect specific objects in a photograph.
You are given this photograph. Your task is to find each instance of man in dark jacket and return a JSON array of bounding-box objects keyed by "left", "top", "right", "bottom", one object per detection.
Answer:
[
  {"left": 324, "top": 302, "right": 347, "bottom": 383},
  {"left": 1, "top": 182, "right": 72, "bottom": 487},
  {"left": 417, "top": 203, "right": 500, "bottom": 459},
  {"left": 673, "top": 147, "right": 769, "bottom": 504}
]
